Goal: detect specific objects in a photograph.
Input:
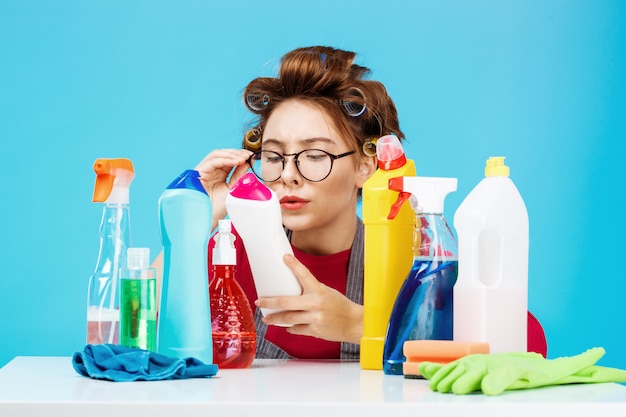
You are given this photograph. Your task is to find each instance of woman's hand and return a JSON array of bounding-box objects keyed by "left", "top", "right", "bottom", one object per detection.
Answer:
[
  {"left": 255, "top": 254, "right": 364, "bottom": 345},
  {"left": 194, "top": 149, "right": 253, "bottom": 230}
]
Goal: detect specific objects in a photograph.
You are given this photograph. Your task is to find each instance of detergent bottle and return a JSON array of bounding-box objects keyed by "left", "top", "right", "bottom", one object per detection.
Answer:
[
  {"left": 120, "top": 247, "right": 157, "bottom": 351},
  {"left": 209, "top": 219, "right": 256, "bottom": 368},
  {"left": 157, "top": 169, "right": 213, "bottom": 363},
  {"left": 87, "top": 158, "right": 134, "bottom": 345},
  {"left": 360, "top": 135, "right": 416, "bottom": 370},
  {"left": 225, "top": 172, "right": 302, "bottom": 320},
  {"left": 382, "top": 176, "right": 458, "bottom": 375},
  {"left": 453, "top": 156, "right": 528, "bottom": 353}
]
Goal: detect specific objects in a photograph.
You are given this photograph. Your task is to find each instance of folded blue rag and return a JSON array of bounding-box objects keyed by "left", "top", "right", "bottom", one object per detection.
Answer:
[{"left": 72, "top": 344, "right": 219, "bottom": 381}]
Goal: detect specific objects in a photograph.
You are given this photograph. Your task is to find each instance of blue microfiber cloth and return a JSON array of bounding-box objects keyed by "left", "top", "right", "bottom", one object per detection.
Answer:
[{"left": 72, "top": 344, "right": 219, "bottom": 382}]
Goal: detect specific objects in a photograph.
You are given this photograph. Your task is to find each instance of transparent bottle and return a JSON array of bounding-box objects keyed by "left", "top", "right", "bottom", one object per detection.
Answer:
[
  {"left": 87, "top": 158, "right": 134, "bottom": 345},
  {"left": 453, "top": 156, "right": 528, "bottom": 353},
  {"left": 120, "top": 247, "right": 157, "bottom": 351},
  {"left": 209, "top": 219, "right": 256, "bottom": 368},
  {"left": 383, "top": 176, "right": 458, "bottom": 375}
]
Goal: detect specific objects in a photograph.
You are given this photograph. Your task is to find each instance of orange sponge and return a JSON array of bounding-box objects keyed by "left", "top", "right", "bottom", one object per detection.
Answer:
[{"left": 403, "top": 340, "right": 490, "bottom": 378}]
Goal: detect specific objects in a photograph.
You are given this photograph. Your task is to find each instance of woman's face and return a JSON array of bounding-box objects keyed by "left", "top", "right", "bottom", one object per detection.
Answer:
[{"left": 261, "top": 99, "right": 372, "bottom": 239}]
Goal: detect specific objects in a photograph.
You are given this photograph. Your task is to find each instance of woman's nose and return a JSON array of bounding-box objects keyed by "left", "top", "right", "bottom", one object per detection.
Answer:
[{"left": 280, "top": 155, "right": 302, "bottom": 183}]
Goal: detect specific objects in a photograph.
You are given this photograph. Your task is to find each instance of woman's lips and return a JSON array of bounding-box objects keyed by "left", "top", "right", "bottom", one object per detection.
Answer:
[{"left": 279, "top": 195, "right": 309, "bottom": 210}]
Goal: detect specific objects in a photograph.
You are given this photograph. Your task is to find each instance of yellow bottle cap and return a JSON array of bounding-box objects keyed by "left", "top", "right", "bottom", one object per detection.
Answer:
[{"left": 485, "top": 156, "right": 510, "bottom": 177}]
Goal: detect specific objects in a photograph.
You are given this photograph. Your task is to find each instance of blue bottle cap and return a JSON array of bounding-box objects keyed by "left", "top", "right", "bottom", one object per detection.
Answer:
[{"left": 166, "top": 170, "right": 208, "bottom": 195}]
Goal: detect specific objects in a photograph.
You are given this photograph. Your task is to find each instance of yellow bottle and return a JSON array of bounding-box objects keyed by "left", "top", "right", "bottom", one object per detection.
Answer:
[{"left": 360, "top": 135, "right": 416, "bottom": 370}]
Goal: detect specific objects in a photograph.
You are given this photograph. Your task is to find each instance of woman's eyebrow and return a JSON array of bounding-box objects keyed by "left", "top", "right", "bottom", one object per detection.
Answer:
[{"left": 262, "top": 137, "right": 335, "bottom": 147}]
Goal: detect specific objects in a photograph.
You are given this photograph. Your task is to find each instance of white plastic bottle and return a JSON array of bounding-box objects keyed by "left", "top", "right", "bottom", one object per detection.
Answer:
[
  {"left": 225, "top": 172, "right": 302, "bottom": 319},
  {"left": 453, "top": 156, "right": 528, "bottom": 353}
]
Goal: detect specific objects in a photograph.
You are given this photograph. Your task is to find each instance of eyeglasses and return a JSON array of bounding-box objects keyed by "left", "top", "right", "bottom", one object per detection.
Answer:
[{"left": 248, "top": 149, "right": 356, "bottom": 182}]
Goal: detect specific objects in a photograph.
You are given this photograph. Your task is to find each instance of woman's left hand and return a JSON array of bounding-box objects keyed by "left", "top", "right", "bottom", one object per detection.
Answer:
[{"left": 255, "top": 254, "right": 363, "bottom": 345}]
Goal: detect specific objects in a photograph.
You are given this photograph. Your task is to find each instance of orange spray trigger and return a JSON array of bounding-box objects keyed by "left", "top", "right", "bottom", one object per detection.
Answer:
[
  {"left": 92, "top": 158, "right": 135, "bottom": 203},
  {"left": 93, "top": 160, "right": 113, "bottom": 202}
]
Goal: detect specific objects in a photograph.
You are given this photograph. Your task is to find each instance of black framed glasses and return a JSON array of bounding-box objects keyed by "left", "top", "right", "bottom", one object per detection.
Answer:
[{"left": 248, "top": 149, "right": 356, "bottom": 182}]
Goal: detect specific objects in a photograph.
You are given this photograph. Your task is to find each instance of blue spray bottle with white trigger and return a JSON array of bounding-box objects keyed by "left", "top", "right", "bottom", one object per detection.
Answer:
[
  {"left": 382, "top": 176, "right": 458, "bottom": 375},
  {"left": 157, "top": 169, "right": 213, "bottom": 363}
]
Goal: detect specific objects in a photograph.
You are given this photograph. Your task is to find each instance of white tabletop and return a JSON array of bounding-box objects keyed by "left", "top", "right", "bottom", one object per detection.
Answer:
[{"left": 1, "top": 356, "right": 626, "bottom": 417}]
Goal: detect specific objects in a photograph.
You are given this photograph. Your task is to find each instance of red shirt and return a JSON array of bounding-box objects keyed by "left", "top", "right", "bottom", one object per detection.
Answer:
[{"left": 208, "top": 227, "right": 350, "bottom": 359}]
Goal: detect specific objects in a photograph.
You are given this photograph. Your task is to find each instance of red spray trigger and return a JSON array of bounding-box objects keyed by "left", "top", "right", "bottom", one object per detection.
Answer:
[{"left": 387, "top": 176, "right": 410, "bottom": 220}]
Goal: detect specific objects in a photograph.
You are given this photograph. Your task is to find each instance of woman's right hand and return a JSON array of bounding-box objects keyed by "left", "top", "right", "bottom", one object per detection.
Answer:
[{"left": 194, "top": 148, "right": 253, "bottom": 231}]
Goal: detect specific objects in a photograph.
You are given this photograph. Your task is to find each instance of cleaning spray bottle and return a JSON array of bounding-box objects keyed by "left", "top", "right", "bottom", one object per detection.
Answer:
[
  {"left": 209, "top": 219, "right": 256, "bottom": 368},
  {"left": 360, "top": 135, "right": 416, "bottom": 370},
  {"left": 225, "top": 172, "right": 302, "bottom": 319},
  {"left": 87, "top": 158, "right": 134, "bottom": 345},
  {"left": 453, "top": 156, "right": 528, "bottom": 353},
  {"left": 382, "top": 176, "right": 458, "bottom": 375},
  {"left": 157, "top": 169, "right": 213, "bottom": 363}
]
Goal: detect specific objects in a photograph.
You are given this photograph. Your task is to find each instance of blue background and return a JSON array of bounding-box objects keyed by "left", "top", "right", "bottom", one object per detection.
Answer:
[{"left": 1, "top": 1, "right": 624, "bottom": 369}]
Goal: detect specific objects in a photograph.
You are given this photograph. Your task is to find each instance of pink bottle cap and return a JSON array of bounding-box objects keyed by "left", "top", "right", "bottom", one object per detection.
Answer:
[{"left": 229, "top": 172, "right": 272, "bottom": 200}]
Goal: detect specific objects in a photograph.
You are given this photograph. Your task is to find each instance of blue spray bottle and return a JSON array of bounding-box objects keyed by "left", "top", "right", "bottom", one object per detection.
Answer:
[
  {"left": 382, "top": 176, "right": 458, "bottom": 375},
  {"left": 87, "top": 158, "right": 134, "bottom": 345},
  {"left": 157, "top": 169, "right": 213, "bottom": 363}
]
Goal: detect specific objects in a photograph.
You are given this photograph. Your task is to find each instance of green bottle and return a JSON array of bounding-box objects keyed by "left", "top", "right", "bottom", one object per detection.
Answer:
[{"left": 120, "top": 248, "right": 157, "bottom": 351}]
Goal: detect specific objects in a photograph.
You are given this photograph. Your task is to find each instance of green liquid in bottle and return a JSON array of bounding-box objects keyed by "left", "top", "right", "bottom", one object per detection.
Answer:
[{"left": 120, "top": 278, "right": 157, "bottom": 351}]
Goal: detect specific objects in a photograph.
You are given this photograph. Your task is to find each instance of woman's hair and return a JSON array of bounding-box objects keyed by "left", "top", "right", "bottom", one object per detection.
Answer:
[{"left": 241, "top": 46, "right": 404, "bottom": 156}]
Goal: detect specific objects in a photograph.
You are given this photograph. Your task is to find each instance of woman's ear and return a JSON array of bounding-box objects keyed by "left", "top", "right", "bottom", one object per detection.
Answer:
[{"left": 355, "top": 156, "right": 377, "bottom": 188}]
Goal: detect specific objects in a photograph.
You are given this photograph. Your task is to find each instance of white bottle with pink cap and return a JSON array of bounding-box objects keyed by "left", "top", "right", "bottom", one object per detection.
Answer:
[{"left": 225, "top": 172, "right": 303, "bottom": 321}]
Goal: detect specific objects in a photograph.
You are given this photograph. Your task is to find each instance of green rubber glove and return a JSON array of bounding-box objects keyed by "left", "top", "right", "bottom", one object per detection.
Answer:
[{"left": 418, "top": 347, "right": 626, "bottom": 396}]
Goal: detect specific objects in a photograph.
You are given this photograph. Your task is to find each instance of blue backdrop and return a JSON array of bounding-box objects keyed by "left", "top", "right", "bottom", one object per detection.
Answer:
[{"left": 1, "top": 1, "right": 625, "bottom": 369}]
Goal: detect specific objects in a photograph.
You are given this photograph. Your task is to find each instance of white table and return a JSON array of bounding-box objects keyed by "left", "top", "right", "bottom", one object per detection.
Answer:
[{"left": 1, "top": 356, "right": 626, "bottom": 416}]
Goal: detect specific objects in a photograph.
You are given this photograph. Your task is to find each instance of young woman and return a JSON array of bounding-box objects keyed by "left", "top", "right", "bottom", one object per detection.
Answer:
[
  {"left": 195, "top": 45, "right": 547, "bottom": 360},
  {"left": 195, "top": 46, "right": 401, "bottom": 359}
]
